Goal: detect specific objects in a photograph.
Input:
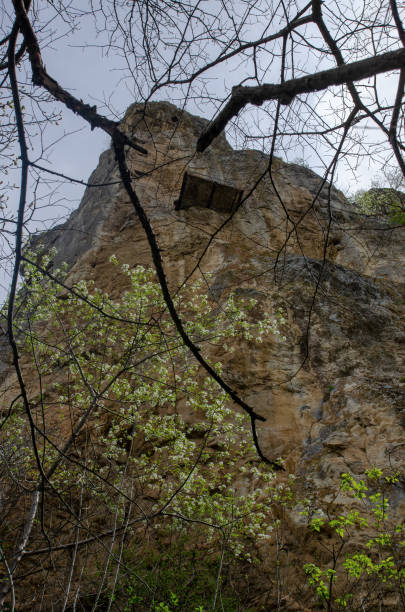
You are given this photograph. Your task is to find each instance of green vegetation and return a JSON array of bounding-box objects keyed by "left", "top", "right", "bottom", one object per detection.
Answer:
[
  {"left": 119, "top": 543, "right": 251, "bottom": 611},
  {"left": 3, "top": 253, "right": 288, "bottom": 609},
  {"left": 354, "top": 187, "right": 405, "bottom": 225},
  {"left": 302, "top": 469, "right": 405, "bottom": 610}
]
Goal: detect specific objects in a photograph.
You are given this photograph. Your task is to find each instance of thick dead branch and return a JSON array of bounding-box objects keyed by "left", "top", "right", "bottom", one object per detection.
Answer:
[{"left": 197, "top": 48, "right": 405, "bottom": 151}]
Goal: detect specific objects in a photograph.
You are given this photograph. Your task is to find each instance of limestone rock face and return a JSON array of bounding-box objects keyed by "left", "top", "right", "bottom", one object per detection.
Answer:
[
  {"left": 3, "top": 100, "right": 403, "bottom": 611},
  {"left": 28, "top": 101, "right": 405, "bottom": 506}
]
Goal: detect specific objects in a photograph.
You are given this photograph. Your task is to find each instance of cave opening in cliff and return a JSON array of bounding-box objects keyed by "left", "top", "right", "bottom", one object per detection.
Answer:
[{"left": 174, "top": 171, "right": 243, "bottom": 213}]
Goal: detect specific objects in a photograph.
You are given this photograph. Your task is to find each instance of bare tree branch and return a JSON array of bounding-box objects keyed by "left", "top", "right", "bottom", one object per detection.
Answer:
[
  {"left": 197, "top": 47, "right": 405, "bottom": 151},
  {"left": 12, "top": 0, "right": 148, "bottom": 155}
]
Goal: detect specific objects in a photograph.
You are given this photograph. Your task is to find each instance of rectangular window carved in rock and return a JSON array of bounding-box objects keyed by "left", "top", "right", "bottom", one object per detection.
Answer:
[{"left": 174, "top": 172, "right": 243, "bottom": 213}]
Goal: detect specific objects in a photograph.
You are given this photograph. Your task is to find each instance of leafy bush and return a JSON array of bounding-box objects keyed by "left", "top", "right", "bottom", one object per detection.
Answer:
[
  {"left": 354, "top": 187, "right": 405, "bottom": 225},
  {"left": 302, "top": 469, "right": 405, "bottom": 610}
]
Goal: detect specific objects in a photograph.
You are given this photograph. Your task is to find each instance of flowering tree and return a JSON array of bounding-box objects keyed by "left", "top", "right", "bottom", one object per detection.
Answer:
[{"left": 0, "top": 254, "right": 288, "bottom": 608}]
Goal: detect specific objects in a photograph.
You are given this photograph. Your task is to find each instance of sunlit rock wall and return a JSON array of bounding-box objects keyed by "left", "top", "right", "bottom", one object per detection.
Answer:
[{"left": 27, "top": 101, "right": 405, "bottom": 514}]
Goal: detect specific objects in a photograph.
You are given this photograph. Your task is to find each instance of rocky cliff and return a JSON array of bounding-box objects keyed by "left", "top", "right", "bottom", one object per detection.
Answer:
[
  {"left": 5, "top": 101, "right": 405, "bottom": 609},
  {"left": 31, "top": 101, "right": 405, "bottom": 486}
]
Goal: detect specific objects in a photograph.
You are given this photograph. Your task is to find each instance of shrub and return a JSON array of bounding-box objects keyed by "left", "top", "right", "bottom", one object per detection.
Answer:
[{"left": 354, "top": 188, "right": 405, "bottom": 225}]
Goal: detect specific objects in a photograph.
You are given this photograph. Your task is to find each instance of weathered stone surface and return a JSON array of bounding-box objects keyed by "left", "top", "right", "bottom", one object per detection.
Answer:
[
  {"left": 28, "top": 146, "right": 121, "bottom": 271},
  {"left": 7, "top": 101, "right": 405, "bottom": 607},
  {"left": 25, "top": 101, "right": 405, "bottom": 492}
]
